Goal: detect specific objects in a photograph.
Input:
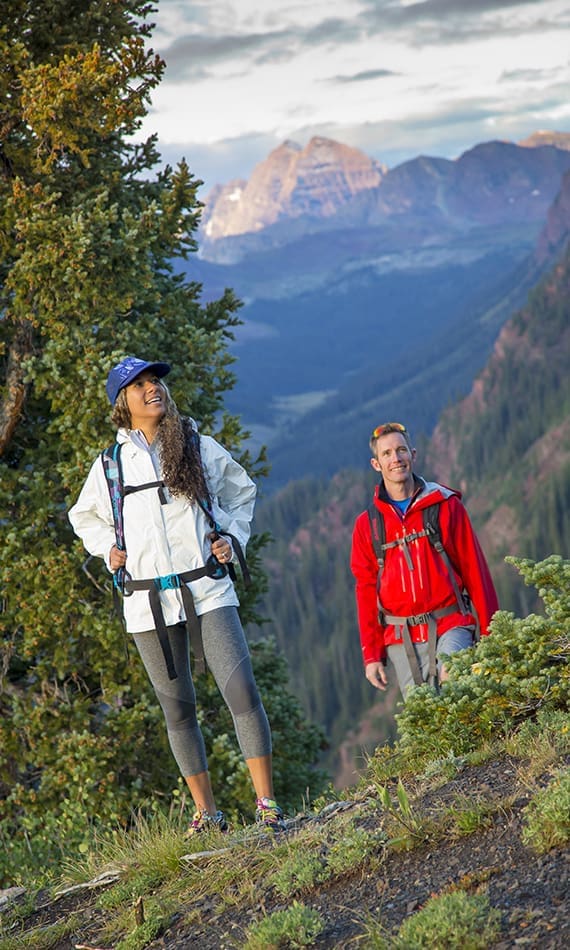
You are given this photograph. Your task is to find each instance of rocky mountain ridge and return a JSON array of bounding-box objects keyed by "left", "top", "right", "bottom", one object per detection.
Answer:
[
  {"left": 426, "top": 166, "right": 570, "bottom": 482},
  {"left": 201, "top": 137, "right": 386, "bottom": 243},
  {"left": 425, "top": 207, "right": 570, "bottom": 606},
  {"left": 198, "top": 131, "right": 570, "bottom": 264},
  {"left": 536, "top": 168, "right": 570, "bottom": 263}
]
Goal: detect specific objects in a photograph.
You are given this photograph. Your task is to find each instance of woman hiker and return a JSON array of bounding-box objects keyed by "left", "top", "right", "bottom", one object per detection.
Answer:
[{"left": 69, "top": 355, "right": 285, "bottom": 835}]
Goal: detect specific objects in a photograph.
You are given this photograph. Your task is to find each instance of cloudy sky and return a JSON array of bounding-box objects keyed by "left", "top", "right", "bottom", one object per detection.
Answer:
[{"left": 142, "top": 0, "right": 570, "bottom": 193}]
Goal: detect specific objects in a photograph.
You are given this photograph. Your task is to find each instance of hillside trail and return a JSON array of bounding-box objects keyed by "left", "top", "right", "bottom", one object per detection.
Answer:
[{"left": 5, "top": 755, "right": 568, "bottom": 949}]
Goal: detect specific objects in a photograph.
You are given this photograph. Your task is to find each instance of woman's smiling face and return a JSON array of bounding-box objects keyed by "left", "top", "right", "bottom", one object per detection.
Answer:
[{"left": 125, "top": 369, "right": 167, "bottom": 437}]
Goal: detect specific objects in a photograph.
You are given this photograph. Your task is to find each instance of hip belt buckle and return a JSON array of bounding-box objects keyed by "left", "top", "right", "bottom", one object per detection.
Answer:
[
  {"left": 154, "top": 573, "right": 181, "bottom": 591},
  {"left": 408, "top": 612, "right": 430, "bottom": 626}
]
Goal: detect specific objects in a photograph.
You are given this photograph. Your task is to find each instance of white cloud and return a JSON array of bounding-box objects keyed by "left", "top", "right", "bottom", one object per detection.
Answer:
[{"left": 141, "top": 0, "right": 570, "bottom": 188}]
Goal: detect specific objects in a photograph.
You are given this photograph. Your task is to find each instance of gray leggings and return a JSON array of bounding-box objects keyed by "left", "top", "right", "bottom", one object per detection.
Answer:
[{"left": 132, "top": 606, "right": 271, "bottom": 777}]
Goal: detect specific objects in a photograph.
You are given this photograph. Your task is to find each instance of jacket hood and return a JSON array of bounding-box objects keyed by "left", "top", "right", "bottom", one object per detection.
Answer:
[{"left": 376, "top": 474, "right": 461, "bottom": 507}]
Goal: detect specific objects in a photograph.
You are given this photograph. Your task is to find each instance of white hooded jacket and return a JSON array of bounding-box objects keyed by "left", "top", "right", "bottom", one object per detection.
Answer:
[{"left": 68, "top": 426, "right": 256, "bottom": 633}]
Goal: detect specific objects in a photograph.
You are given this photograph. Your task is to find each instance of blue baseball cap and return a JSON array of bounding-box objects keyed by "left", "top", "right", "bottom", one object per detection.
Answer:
[{"left": 106, "top": 356, "right": 171, "bottom": 405}]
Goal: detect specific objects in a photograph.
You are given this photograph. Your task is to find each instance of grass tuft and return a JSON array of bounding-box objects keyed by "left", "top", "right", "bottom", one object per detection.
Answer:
[
  {"left": 521, "top": 768, "right": 570, "bottom": 853},
  {"left": 244, "top": 900, "right": 324, "bottom": 949},
  {"left": 395, "top": 889, "right": 501, "bottom": 948}
]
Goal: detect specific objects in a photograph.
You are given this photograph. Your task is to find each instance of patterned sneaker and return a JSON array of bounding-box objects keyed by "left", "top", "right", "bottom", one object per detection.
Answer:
[
  {"left": 255, "top": 797, "right": 286, "bottom": 833},
  {"left": 186, "top": 809, "right": 228, "bottom": 837}
]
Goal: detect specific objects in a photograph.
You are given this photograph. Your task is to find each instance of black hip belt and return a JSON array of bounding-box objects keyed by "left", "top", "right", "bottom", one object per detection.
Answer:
[{"left": 125, "top": 559, "right": 228, "bottom": 680}]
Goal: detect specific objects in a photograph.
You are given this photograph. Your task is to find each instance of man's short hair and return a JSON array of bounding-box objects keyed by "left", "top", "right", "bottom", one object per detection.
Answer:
[{"left": 369, "top": 422, "right": 413, "bottom": 453}]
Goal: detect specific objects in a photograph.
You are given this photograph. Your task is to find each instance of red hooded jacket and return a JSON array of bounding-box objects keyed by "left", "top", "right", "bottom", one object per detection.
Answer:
[{"left": 351, "top": 477, "right": 499, "bottom": 667}]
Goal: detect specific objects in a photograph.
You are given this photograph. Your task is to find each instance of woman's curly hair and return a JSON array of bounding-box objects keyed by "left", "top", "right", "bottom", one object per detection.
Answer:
[{"left": 111, "top": 383, "right": 211, "bottom": 505}]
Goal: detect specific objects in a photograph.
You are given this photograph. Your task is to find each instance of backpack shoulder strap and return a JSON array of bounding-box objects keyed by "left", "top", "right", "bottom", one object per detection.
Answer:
[
  {"left": 422, "top": 503, "right": 443, "bottom": 550},
  {"left": 422, "top": 502, "right": 469, "bottom": 617},
  {"left": 367, "top": 504, "right": 386, "bottom": 568},
  {"left": 369, "top": 501, "right": 441, "bottom": 566},
  {"left": 100, "top": 442, "right": 133, "bottom": 602},
  {"left": 189, "top": 426, "right": 252, "bottom": 589},
  {"left": 101, "top": 443, "right": 125, "bottom": 552}
]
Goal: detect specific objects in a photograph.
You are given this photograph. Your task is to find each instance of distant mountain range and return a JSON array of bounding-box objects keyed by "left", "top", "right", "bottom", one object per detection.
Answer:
[
  {"left": 180, "top": 129, "right": 570, "bottom": 490},
  {"left": 198, "top": 130, "right": 570, "bottom": 265}
]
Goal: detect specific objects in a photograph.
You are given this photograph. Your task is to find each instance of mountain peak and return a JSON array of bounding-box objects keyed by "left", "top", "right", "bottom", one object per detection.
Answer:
[
  {"left": 518, "top": 130, "right": 570, "bottom": 151},
  {"left": 281, "top": 139, "right": 302, "bottom": 151},
  {"left": 199, "top": 129, "right": 570, "bottom": 258},
  {"left": 200, "top": 136, "right": 386, "bottom": 243}
]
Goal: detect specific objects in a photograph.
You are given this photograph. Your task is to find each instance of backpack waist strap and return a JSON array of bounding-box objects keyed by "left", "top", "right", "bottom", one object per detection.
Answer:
[
  {"left": 382, "top": 604, "right": 458, "bottom": 627},
  {"left": 383, "top": 605, "right": 459, "bottom": 689},
  {"left": 125, "top": 560, "right": 228, "bottom": 679}
]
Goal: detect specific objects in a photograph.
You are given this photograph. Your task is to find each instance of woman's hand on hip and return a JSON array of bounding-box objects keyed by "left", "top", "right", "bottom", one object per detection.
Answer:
[{"left": 211, "top": 537, "right": 233, "bottom": 563}]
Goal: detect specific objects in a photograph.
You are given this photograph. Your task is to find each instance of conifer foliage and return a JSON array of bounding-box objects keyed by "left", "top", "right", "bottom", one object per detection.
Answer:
[
  {"left": 0, "top": 1, "right": 325, "bottom": 882},
  {"left": 395, "top": 555, "right": 570, "bottom": 758}
]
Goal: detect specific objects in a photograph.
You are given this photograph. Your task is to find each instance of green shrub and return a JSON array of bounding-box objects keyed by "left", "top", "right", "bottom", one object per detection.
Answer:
[
  {"left": 395, "top": 556, "right": 570, "bottom": 762},
  {"left": 271, "top": 849, "right": 327, "bottom": 897},
  {"left": 244, "top": 900, "right": 324, "bottom": 948},
  {"left": 327, "top": 823, "right": 383, "bottom": 875},
  {"left": 507, "top": 708, "right": 570, "bottom": 757},
  {"left": 521, "top": 768, "right": 570, "bottom": 853},
  {"left": 396, "top": 890, "right": 501, "bottom": 948}
]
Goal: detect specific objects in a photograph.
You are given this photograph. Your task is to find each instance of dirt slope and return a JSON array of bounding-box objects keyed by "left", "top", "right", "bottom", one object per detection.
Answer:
[{"left": 5, "top": 755, "right": 568, "bottom": 949}]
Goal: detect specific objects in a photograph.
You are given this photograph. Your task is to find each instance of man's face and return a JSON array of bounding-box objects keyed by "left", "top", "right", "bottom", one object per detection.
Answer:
[{"left": 370, "top": 432, "right": 415, "bottom": 491}]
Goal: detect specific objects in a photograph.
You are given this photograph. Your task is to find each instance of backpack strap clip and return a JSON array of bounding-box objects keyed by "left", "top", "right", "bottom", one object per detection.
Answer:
[{"left": 153, "top": 573, "right": 182, "bottom": 592}]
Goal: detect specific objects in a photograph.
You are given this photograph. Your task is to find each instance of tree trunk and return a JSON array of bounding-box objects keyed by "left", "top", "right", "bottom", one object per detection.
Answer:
[{"left": 0, "top": 321, "right": 33, "bottom": 457}]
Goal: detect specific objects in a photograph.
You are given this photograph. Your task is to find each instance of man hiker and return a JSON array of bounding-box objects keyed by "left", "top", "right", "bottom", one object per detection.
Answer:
[{"left": 350, "top": 422, "right": 499, "bottom": 697}]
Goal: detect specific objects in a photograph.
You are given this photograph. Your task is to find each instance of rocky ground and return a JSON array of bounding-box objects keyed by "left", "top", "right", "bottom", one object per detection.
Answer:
[{"left": 2, "top": 756, "right": 568, "bottom": 949}]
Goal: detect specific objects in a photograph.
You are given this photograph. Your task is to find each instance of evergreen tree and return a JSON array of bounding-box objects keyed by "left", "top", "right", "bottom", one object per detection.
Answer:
[{"left": 0, "top": 0, "right": 325, "bottom": 882}]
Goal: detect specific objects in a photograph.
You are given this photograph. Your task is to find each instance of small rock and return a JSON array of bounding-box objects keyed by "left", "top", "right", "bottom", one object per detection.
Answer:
[{"left": 0, "top": 887, "right": 26, "bottom": 911}]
